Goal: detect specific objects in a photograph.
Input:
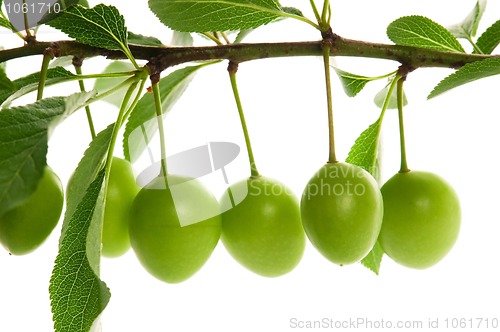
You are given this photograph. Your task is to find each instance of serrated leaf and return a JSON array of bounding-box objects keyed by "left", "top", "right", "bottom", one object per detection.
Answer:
[
  {"left": 124, "top": 64, "right": 207, "bottom": 162},
  {"left": 448, "top": 0, "right": 486, "bottom": 39},
  {"left": 52, "top": 124, "right": 113, "bottom": 332},
  {"left": 346, "top": 119, "right": 382, "bottom": 174},
  {"left": 428, "top": 57, "right": 500, "bottom": 99},
  {"left": 47, "top": 4, "right": 130, "bottom": 53},
  {"left": 50, "top": 170, "right": 110, "bottom": 332},
  {"left": 93, "top": 61, "right": 136, "bottom": 108},
  {"left": 475, "top": 20, "right": 500, "bottom": 54},
  {"left": 346, "top": 118, "right": 386, "bottom": 275},
  {"left": 149, "top": 0, "right": 283, "bottom": 33},
  {"left": 360, "top": 241, "right": 384, "bottom": 275},
  {"left": 61, "top": 124, "right": 113, "bottom": 245},
  {"left": 38, "top": 0, "right": 89, "bottom": 28},
  {"left": 128, "top": 31, "right": 163, "bottom": 46},
  {"left": 374, "top": 81, "right": 408, "bottom": 109},
  {"left": 0, "top": 91, "right": 95, "bottom": 216},
  {"left": 0, "top": 67, "right": 75, "bottom": 107},
  {"left": 387, "top": 16, "right": 465, "bottom": 53}
]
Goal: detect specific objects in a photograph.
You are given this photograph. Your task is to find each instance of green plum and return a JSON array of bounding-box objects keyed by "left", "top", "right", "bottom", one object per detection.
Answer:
[
  {"left": 102, "top": 157, "right": 140, "bottom": 258},
  {"left": 129, "top": 175, "right": 221, "bottom": 283},
  {"left": 379, "top": 171, "right": 461, "bottom": 269},
  {"left": 300, "top": 162, "right": 383, "bottom": 265},
  {"left": 0, "top": 166, "right": 64, "bottom": 255},
  {"left": 220, "top": 176, "right": 305, "bottom": 277}
]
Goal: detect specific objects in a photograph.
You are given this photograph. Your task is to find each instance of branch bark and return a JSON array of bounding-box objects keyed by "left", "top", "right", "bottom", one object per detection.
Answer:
[{"left": 0, "top": 33, "right": 497, "bottom": 71}]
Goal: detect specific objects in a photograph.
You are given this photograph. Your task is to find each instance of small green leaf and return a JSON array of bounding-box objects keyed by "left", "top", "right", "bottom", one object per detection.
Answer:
[
  {"left": 374, "top": 81, "right": 408, "bottom": 109},
  {"left": 448, "top": 0, "right": 486, "bottom": 39},
  {"left": 0, "top": 91, "right": 95, "bottom": 216},
  {"left": 281, "top": 7, "right": 303, "bottom": 17},
  {"left": 234, "top": 29, "right": 253, "bottom": 44},
  {"left": 346, "top": 119, "right": 382, "bottom": 174},
  {"left": 346, "top": 119, "right": 386, "bottom": 275},
  {"left": 334, "top": 70, "right": 369, "bottom": 97},
  {"left": 360, "top": 241, "right": 384, "bottom": 275},
  {"left": 50, "top": 170, "right": 110, "bottom": 332},
  {"left": 475, "top": 20, "right": 500, "bottom": 54},
  {"left": 49, "top": 56, "right": 75, "bottom": 69},
  {"left": 0, "top": 17, "right": 12, "bottom": 30},
  {"left": 47, "top": 5, "right": 130, "bottom": 54},
  {"left": 171, "top": 31, "right": 194, "bottom": 46},
  {"left": 124, "top": 64, "right": 207, "bottom": 162},
  {"left": 428, "top": 58, "right": 500, "bottom": 99},
  {"left": 387, "top": 16, "right": 465, "bottom": 53},
  {"left": 0, "top": 66, "right": 13, "bottom": 91},
  {"left": 148, "top": 0, "right": 283, "bottom": 32},
  {"left": 128, "top": 32, "right": 163, "bottom": 46},
  {"left": 334, "top": 68, "right": 384, "bottom": 97},
  {"left": 0, "top": 67, "right": 76, "bottom": 107},
  {"left": 93, "top": 61, "right": 137, "bottom": 108}
]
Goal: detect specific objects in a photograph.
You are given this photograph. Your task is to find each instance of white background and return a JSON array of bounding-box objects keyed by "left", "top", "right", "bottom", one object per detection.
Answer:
[{"left": 1, "top": 0, "right": 500, "bottom": 331}]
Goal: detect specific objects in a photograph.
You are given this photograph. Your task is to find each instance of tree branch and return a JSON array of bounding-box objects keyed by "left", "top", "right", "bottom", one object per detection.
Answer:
[{"left": 0, "top": 33, "right": 497, "bottom": 71}]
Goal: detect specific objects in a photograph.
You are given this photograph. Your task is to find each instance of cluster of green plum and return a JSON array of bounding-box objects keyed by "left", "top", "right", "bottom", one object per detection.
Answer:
[
  {"left": 106, "top": 157, "right": 462, "bottom": 282},
  {"left": 0, "top": 156, "right": 461, "bottom": 283}
]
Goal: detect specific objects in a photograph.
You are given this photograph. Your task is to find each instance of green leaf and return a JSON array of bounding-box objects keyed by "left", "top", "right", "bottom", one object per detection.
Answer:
[
  {"left": 51, "top": 124, "right": 113, "bottom": 332},
  {"left": 61, "top": 124, "right": 114, "bottom": 245},
  {"left": 50, "top": 170, "right": 110, "bottom": 332},
  {"left": 234, "top": 29, "right": 253, "bottom": 44},
  {"left": 281, "top": 7, "right": 303, "bottom": 17},
  {"left": 428, "top": 57, "right": 500, "bottom": 99},
  {"left": 47, "top": 5, "right": 130, "bottom": 54},
  {"left": 374, "top": 81, "right": 408, "bottom": 109},
  {"left": 93, "top": 61, "right": 136, "bottom": 108},
  {"left": 39, "top": 0, "right": 90, "bottom": 27},
  {"left": 0, "top": 67, "right": 76, "bottom": 107},
  {"left": 475, "top": 20, "right": 500, "bottom": 54},
  {"left": 387, "top": 16, "right": 465, "bottom": 53},
  {"left": 448, "top": 0, "right": 486, "bottom": 39},
  {"left": 334, "top": 69, "right": 370, "bottom": 97},
  {"left": 148, "top": 0, "right": 283, "bottom": 33},
  {"left": 124, "top": 64, "right": 207, "bottom": 162},
  {"left": 360, "top": 241, "right": 384, "bottom": 275},
  {"left": 333, "top": 68, "right": 390, "bottom": 97},
  {"left": 0, "top": 0, "right": 12, "bottom": 31},
  {"left": 0, "top": 91, "right": 95, "bottom": 216},
  {"left": 0, "top": 17, "right": 12, "bottom": 30},
  {"left": 346, "top": 119, "right": 386, "bottom": 275},
  {"left": 0, "top": 66, "right": 13, "bottom": 91},
  {"left": 346, "top": 119, "right": 382, "bottom": 174},
  {"left": 128, "top": 31, "right": 163, "bottom": 46},
  {"left": 171, "top": 31, "right": 194, "bottom": 46}
]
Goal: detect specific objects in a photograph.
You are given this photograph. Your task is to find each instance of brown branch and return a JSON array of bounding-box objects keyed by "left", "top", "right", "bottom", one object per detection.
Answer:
[{"left": 0, "top": 34, "right": 497, "bottom": 72}]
